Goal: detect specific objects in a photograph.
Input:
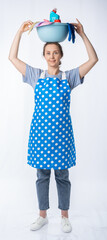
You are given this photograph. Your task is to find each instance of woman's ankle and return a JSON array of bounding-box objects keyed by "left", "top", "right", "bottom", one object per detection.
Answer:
[
  {"left": 39, "top": 210, "right": 47, "bottom": 218},
  {"left": 61, "top": 210, "right": 68, "bottom": 218}
]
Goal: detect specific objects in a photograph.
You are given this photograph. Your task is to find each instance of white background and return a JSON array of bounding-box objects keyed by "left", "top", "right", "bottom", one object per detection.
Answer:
[{"left": 0, "top": 0, "right": 107, "bottom": 239}]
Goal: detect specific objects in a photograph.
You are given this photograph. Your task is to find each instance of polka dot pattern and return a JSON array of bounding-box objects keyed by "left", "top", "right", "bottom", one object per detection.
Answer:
[{"left": 27, "top": 71, "right": 76, "bottom": 169}]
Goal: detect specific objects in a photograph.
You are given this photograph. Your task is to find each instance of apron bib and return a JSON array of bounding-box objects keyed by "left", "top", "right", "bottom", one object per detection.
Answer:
[{"left": 27, "top": 70, "right": 76, "bottom": 169}]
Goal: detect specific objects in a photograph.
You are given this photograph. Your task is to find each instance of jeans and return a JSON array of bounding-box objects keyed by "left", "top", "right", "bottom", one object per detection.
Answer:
[{"left": 36, "top": 169, "right": 71, "bottom": 210}]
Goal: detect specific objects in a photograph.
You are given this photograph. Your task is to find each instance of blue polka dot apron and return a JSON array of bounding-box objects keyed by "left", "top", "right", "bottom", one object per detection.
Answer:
[{"left": 27, "top": 70, "right": 76, "bottom": 170}]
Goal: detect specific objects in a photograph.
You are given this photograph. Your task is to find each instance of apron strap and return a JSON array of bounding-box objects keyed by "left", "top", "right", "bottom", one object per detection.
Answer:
[
  {"left": 62, "top": 71, "right": 66, "bottom": 80},
  {"left": 39, "top": 70, "right": 45, "bottom": 79},
  {"left": 40, "top": 70, "right": 66, "bottom": 80}
]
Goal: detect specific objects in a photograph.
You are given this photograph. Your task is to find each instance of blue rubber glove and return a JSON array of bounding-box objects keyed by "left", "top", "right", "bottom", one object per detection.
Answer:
[{"left": 67, "top": 23, "right": 75, "bottom": 43}]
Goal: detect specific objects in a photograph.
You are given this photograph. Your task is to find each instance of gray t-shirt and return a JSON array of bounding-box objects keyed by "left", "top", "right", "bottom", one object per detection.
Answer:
[{"left": 22, "top": 63, "right": 84, "bottom": 91}]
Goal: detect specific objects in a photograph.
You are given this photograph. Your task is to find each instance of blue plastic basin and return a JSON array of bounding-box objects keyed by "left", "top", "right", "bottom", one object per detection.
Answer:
[{"left": 36, "top": 23, "right": 69, "bottom": 42}]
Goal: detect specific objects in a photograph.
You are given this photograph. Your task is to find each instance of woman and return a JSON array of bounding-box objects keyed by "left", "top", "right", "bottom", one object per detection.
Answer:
[{"left": 8, "top": 19, "right": 98, "bottom": 233}]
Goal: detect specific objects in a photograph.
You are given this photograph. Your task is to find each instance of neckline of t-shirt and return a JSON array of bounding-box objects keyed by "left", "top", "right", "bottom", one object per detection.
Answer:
[{"left": 45, "top": 70, "right": 62, "bottom": 77}]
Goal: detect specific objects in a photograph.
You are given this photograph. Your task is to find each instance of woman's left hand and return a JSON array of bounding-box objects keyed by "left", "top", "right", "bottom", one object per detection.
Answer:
[{"left": 70, "top": 18, "right": 85, "bottom": 37}]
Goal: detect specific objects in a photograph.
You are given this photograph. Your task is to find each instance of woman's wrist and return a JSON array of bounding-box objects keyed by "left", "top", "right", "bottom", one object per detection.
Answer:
[
  {"left": 17, "top": 28, "right": 23, "bottom": 37},
  {"left": 79, "top": 31, "right": 86, "bottom": 39}
]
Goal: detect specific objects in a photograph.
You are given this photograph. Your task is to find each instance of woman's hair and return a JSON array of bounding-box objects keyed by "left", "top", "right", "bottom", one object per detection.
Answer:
[{"left": 43, "top": 42, "right": 63, "bottom": 66}]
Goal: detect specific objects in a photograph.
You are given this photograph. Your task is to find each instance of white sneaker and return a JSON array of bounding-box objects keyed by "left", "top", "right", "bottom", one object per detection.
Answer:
[
  {"left": 61, "top": 216, "right": 72, "bottom": 233},
  {"left": 30, "top": 215, "right": 48, "bottom": 231}
]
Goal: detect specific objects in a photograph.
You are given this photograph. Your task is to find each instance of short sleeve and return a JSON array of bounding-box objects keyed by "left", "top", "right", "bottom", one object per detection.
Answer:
[
  {"left": 65, "top": 67, "right": 84, "bottom": 91},
  {"left": 22, "top": 63, "right": 43, "bottom": 90}
]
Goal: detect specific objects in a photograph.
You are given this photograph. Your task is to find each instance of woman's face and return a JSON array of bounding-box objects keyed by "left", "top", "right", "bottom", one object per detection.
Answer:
[{"left": 44, "top": 44, "right": 62, "bottom": 67}]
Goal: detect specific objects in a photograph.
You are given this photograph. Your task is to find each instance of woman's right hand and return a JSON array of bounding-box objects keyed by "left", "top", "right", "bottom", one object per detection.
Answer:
[
  {"left": 8, "top": 20, "right": 34, "bottom": 75},
  {"left": 19, "top": 20, "right": 34, "bottom": 34}
]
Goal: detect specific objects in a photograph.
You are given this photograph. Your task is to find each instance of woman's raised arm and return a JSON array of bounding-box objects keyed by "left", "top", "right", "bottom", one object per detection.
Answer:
[
  {"left": 71, "top": 18, "right": 99, "bottom": 79},
  {"left": 8, "top": 20, "right": 33, "bottom": 76}
]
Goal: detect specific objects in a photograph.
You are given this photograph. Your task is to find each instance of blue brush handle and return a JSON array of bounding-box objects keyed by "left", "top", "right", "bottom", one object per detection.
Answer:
[{"left": 67, "top": 23, "right": 75, "bottom": 43}]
